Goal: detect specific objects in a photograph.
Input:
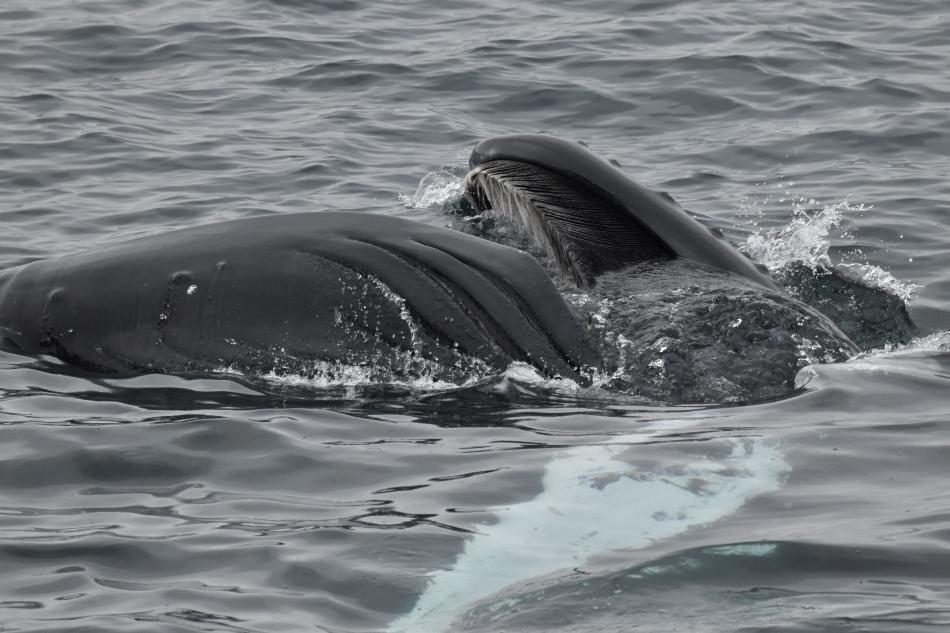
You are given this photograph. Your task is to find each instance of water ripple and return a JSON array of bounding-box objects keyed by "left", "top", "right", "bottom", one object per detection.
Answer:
[{"left": 2, "top": 0, "right": 950, "bottom": 631}]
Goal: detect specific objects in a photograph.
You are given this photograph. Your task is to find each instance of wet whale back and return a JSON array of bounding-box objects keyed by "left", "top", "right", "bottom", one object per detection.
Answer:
[{"left": 0, "top": 212, "right": 595, "bottom": 378}]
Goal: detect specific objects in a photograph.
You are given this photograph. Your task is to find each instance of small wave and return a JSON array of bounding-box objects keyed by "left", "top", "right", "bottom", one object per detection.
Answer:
[
  {"left": 498, "top": 362, "right": 582, "bottom": 392},
  {"left": 835, "top": 261, "right": 919, "bottom": 303},
  {"left": 210, "top": 359, "right": 587, "bottom": 400},
  {"left": 261, "top": 365, "right": 477, "bottom": 392},
  {"left": 854, "top": 330, "right": 950, "bottom": 359},
  {"left": 213, "top": 359, "right": 488, "bottom": 395},
  {"left": 795, "top": 331, "right": 950, "bottom": 396}
]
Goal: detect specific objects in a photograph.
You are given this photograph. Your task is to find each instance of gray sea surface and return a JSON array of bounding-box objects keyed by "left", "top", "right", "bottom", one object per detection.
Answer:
[{"left": 1, "top": 1, "right": 950, "bottom": 631}]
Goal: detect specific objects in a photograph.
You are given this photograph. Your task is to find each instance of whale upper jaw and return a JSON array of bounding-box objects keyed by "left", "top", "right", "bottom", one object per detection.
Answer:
[
  {"left": 464, "top": 159, "right": 674, "bottom": 287},
  {"left": 464, "top": 134, "right": 780, "bottom": 292}
]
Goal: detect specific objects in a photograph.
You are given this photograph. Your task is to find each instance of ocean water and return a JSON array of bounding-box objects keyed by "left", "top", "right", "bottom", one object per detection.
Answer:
[{"left": 2, "top": 1, "right": 950, "bottom": 631}]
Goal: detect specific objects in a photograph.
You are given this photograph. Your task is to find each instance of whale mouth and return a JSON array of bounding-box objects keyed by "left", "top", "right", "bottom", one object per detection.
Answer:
[
  {"left": 464, "top": 159, "right": 673, "bottom": 288},
  {"left": 464, "top": 134, "right": 781, "bottom": 292}
]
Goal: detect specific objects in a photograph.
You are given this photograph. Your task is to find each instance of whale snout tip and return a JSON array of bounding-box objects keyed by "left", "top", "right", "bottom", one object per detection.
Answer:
[{"left": 468, "top": 134, "right": 584, "bottom": 170}]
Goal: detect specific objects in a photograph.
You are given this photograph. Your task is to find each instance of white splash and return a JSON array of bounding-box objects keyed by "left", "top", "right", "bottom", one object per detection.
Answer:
[
  {"left": 497, "top": 361, "right": 582, "bottom": 392},
  {"left": 388, "top": 420, "right": 789, "bottom": 633},
  {"left": 255, "top": 363, "right": 469, "bottom": 392},
  {"left": 742, "top": 197, "right": 856, "bottom": 271},
  {"left": 741, "top": 194, "right": 919, "bottom": 302},
  {"left": 399, "top": 170, "right": 464, "bottom": 209}
]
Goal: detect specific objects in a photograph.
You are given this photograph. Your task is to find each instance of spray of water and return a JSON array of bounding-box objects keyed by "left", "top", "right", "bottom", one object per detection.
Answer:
[
  {"left": 399, "top": 170, "right": 465, "bottom": 209},
  {"left": 743, "top": 197, "right": 852, "bottom": 271},
  {"left": 740, "top": 193, "right": 918, "bottom": 302}
]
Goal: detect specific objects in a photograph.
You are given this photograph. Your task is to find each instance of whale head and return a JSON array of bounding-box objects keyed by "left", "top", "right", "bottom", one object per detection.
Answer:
[{"left": 464, "top": 135, "right": 859, "bottom": 403}]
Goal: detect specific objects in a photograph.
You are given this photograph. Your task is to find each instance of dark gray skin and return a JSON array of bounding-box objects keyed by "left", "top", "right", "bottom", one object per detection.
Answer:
[
  {"left": 0, "top": 135, "right": 862, "bottom": 403},
  {"left": 0, "top": 212, "right": 595, "bottom": 380}
]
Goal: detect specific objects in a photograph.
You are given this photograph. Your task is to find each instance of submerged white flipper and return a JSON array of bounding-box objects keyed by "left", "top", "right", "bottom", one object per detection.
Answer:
[{"left": 388, "top": 420, "right": 790, "bottom": 632}]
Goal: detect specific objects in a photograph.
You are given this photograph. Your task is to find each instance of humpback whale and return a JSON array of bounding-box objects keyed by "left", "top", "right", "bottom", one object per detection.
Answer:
[{"left": 0, "top": 135, "right": 859, "bottom": 401}]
